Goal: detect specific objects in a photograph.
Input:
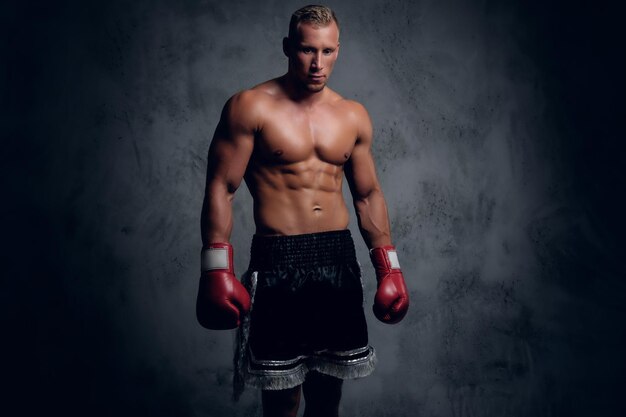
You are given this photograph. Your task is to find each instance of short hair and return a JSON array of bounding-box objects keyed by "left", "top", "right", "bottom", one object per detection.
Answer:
[{"left": 288, "top": 5, "right": 339, "bottom": 40}]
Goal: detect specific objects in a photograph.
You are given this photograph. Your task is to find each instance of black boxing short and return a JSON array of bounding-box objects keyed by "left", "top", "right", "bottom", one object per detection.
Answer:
[{"left": 233, "top": 229, "right": 376, "bottom": 399}]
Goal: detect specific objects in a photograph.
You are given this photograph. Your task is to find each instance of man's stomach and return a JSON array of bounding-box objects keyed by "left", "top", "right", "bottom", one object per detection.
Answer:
[{"left": 251, "top": 191, "right": 351, "bottom": 236}]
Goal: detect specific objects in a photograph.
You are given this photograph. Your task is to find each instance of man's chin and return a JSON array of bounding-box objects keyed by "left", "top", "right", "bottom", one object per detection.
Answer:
[{"left": 304, "top": 82, "right": 326, "bottom": 93}]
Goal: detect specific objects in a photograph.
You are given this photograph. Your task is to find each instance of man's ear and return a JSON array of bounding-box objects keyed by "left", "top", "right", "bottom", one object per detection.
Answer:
[
  {"left": 336, "top": 42, "right": 340, "bottom": 59},
  {"left": 282, "top": 37, "right": 291, "bottom": 58}
]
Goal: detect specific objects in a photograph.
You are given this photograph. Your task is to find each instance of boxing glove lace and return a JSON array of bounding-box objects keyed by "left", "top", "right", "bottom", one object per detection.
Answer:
[
  {"left": 370, "top": 245, "right": 409, "bottom": 324},
  {"left": 196, "top": 242, "right": 251, "bottom": 330}
]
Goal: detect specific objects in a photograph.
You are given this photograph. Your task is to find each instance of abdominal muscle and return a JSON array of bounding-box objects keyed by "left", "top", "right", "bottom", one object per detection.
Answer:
[{"left": 246, "top": 158, "right": 351, "bottom": 236}]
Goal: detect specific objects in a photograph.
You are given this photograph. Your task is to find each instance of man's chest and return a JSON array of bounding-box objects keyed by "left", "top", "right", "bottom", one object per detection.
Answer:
[{"left": 254, "top": 106, "right": 357, "bottom": 165}]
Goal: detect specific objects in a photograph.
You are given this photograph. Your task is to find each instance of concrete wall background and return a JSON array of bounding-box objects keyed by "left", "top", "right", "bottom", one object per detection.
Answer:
[{"left": 4, "top": 0, "right": 625, "bottom": 416}]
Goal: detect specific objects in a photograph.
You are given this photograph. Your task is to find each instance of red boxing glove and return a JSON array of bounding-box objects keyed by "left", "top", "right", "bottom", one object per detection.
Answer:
[
  {"left": 370, "top": 245, "right": 409, "bottom": 324},
  {"left": 196, "top": 242, "right": 251, "bottom": 330}
]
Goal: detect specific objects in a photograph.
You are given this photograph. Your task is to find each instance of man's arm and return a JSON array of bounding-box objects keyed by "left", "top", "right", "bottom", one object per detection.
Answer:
[
  {"left": 201, "top": 91, "right": 256, "bottom": 245},
  {"left": 345, "top": 102, "right": 409, "bottom": 324},
  {"left": 344, "top": 103, "right": 392, "bottom": 249},
  {"left": 196, "top": 91, "right": 258, "bottom": 330}
]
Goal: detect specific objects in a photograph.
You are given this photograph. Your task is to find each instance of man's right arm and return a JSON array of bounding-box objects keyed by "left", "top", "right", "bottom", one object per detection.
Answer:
[
  {"left": 197, "top": 91, "right": 258, "bottom": 330},
  {"left": 201, "top": 91, "right": 257, "bottom": 245}
]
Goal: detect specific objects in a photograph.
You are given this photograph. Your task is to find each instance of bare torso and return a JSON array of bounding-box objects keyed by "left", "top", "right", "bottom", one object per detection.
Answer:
[{"left": 244, "top": 78, "right": 360, "bottom": 236}]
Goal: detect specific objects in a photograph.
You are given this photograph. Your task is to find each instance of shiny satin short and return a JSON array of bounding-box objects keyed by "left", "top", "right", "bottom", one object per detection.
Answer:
[{"left": 233, "top": 230, "right": 376, "bottom": 397}]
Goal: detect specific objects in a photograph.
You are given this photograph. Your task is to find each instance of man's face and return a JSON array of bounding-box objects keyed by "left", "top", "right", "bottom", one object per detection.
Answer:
[{"left": 287, "top": 21, "right": 340, "bottom": 93}]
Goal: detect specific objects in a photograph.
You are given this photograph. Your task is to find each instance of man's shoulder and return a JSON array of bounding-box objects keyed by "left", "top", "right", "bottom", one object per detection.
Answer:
[
  {"left": 331, "top": 96, "right": 370, "bottom": 123},
  {"left": 320, "top": 88, "right": 364, "bottom": 111},
  {"left": 329, "top": 97, "right": 372, "bottom": 140},
  {"left": 221, "top": 82, "right": 278, "bottom": 125},
  {"left": 250, "top": 78, "right": 283, "bottom": 95},
  {"left": 225, "top": 79, "right": 281, "bottom": 113},
  {"left": 227, "top": 85, "right": 272, "bottom": 107},
  {"left": 341, "top": 98, "right": 368, "bottom": 113}
]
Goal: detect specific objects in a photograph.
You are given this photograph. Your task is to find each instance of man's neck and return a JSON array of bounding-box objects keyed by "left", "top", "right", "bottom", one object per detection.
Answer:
[{"left": 281, "top": 73, "right": 327, "bottom": 106}]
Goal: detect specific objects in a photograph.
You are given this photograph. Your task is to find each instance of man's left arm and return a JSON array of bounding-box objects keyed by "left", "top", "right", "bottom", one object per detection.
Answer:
[{"left": 345, "top": 103, "right": 409, "bottom": 324}]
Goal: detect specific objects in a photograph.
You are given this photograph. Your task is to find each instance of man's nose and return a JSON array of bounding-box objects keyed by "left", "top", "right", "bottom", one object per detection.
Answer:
[{"left": 311, "top": 52, "right": 324, "bottom": 70}]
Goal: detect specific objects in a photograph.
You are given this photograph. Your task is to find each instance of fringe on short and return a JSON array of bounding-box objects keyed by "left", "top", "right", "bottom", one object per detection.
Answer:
[
  {"left": 233, "top": 270, "right": 257, "bottom": 401},
  {"left": 232, "top": 267, "right": 377, "bottom": 400},
  {"left": 243, "top": 349, "right": 378, "bottom": 391}
]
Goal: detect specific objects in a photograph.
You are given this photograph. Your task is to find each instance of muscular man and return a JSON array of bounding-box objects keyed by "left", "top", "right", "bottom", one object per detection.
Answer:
[{"left": 196, "top": 5, "right": 409, "bottom": 417}]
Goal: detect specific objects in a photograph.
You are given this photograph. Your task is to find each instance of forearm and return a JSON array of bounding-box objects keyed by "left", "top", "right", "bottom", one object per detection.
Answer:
[
  {"left": 359, "top": 190, "right": 408, "bottom": 325},
  {"left": 197, "top": 180, "right": 251, "bottom": 331},
  {"left": 354, "top": 188, "right": 392, "bottom": 249},
  {"left": 201, "top": 181, "right": 235, "bottom": 247}
]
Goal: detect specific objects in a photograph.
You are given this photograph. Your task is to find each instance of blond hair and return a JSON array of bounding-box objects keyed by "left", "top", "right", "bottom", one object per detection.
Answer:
[{"left": 288, "top": 5, "right": 339, "bottom": 39}]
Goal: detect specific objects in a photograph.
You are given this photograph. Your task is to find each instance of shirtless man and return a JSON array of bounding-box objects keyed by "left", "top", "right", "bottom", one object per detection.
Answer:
[{"left": 196, "top": 5, "right": 409, "bottom": 417}]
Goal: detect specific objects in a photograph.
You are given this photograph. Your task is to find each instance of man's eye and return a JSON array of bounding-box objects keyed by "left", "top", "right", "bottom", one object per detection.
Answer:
[
  {"left": 301, "top": 48, "right": 313, "bottom": 53},
  {"left": 323, "top": 49, "right": 333, "bottom": 55}
]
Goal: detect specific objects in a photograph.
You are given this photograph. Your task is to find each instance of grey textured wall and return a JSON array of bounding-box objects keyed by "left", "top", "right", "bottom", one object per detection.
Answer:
[{"left": 4, "top": 0, "right": 626, "bottom": 416}]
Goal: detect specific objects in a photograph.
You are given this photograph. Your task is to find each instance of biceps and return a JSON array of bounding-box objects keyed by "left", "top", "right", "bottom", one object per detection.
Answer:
[
  {"left": 346, "top": 148, "right": 380, "bottom": 199},
  {"left": 206, "top": 129, "right": 254, "bottom": 193}
]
